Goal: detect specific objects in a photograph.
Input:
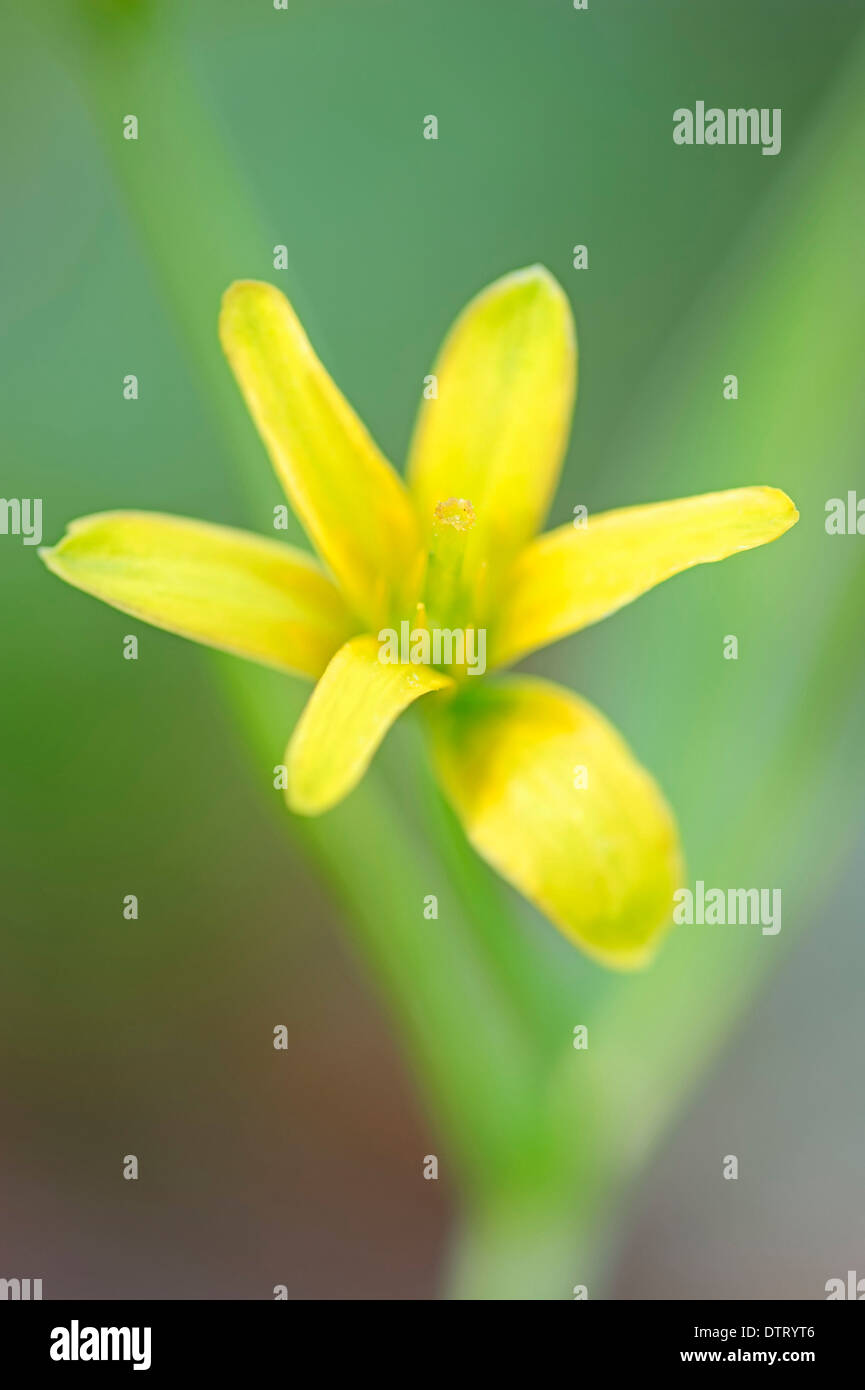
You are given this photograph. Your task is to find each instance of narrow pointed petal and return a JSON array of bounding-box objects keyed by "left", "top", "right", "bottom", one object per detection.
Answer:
[
  {"left": 40, "top": 511, "right": 355, "bottom": 679},
  {"left": 492, "top": 486, "right": 799, "bottom": 668},
  {"left": 407, "top": 266, "right": 576, "bottom": 615},
  {"left": 220, "top": 281, "right": 422, "bottom": 627},
  {"left": 428, "top": 678, "right": 682, "bottom": 969},
  {"left": 287, "top": 635, "right": 452, "bottom": 815}
]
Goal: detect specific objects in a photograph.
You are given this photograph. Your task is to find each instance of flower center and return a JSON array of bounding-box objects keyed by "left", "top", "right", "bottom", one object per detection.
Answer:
[
  {"left": 424, "top": 497, "right": 476, "bottom": 630},
  {"left": 384, "top": 497, "right": 483, "bottom": 679},
  {"left": 433, "top": 496, "right": 475, "bottom": 534}
]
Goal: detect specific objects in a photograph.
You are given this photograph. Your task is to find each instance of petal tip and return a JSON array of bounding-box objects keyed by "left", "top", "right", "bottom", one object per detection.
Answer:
[
  {"left": 219, "top": 279, "right": 284, "bottom": 337},
  {"left": 221, "top": 277, "right": 274, "bottom": 303},
  {"left": 493, "top": 262, "right": 569, "bottom": 305},
  {"left": 756, "top": 485, "right": 799, "bottom": 534},
  {"left": 284, "top": 763, "right": 340, "bottom": 818},
  {"left": 284, "top": 787, "right": 324, "bottom": 818},
  {"left": 776, "top": 486, "right": 799, "bottom": 521},
  {"left": 496, "top": 264, "right": 578, "bottom": 360},
  {"left": 38, "top": 540, "right": 66, "bottom": 574}
]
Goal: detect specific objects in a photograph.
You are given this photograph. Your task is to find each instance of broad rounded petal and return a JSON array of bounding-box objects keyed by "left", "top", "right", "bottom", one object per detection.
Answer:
[
  {"left": 428, "top": 678, "right": 682, "bottom": 969},
  {"left": 407, "top": 266, "right": 577, "bottom": 615},
  {"left": 40, "top": 511, "right": 356, "bottom": 679},
  {"left": 287, "top": 634, "right": 452, "bottom": 816},
  {"left": 220, "top": 281, "right": 422, "bottom": 628},
  {"left": 492, "top": 486, "right": 799, "bottom": 668}
]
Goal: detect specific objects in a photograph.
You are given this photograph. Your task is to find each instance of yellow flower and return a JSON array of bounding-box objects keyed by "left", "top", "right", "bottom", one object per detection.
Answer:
[{"left": 41, "top": 268, "right": 798, "bottom": 968}]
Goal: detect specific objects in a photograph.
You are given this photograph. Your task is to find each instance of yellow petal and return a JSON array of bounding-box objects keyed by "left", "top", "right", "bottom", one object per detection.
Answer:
[
  {"left": 287, "top": 634, "right": 452, "bottom": 815},
  {"left": 220, "top": 281, "right": 422, "bottom": 628},
  {"left": 428, "top": 678, "right": 682, "bottom": 969},
  {"left": 40, "top": 511, "right": 355, "bottom": 679},
  {"left": 492, "top": 486, "right": 799, "bottom": 667},
  {"left": 407, "top": 266, "right": 576, "bottom": 617}
]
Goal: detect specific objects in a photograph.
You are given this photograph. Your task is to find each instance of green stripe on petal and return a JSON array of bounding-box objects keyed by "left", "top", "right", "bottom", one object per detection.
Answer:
[
  {"left": 408, "top": 266, "right": 577, "bottom": 620},
  {"left": 492, "top": 486, "right": 799, "bottom": 668},
  {"left": 220, "top": 281, "right": 423, "bottom": 629},
  {"left": 428, "top": 678, "right": 683, "bottom": 969},
  {"left": 286, "top": 634, "right": 453, "bottom": 816},
  {"left": 40, "top": 511, "right": 355, "bottom": 679}
]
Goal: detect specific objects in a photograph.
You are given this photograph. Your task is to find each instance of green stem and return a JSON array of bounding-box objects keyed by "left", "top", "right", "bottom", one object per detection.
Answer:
[{"left": 445, "top": 1200, "right": 596, "bottom": 1302}]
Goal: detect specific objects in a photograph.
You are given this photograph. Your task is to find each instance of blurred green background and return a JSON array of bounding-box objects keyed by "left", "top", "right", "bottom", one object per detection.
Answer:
[{"left": 2, "top": 0, "right": 864, "bottom": 1298}]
